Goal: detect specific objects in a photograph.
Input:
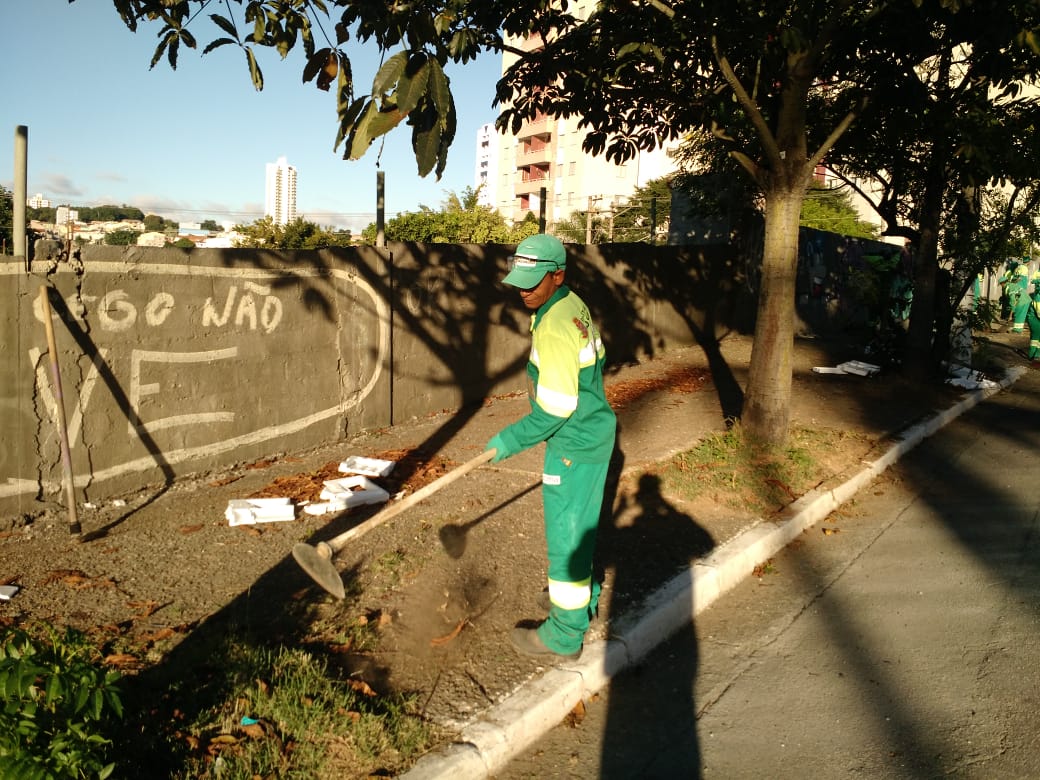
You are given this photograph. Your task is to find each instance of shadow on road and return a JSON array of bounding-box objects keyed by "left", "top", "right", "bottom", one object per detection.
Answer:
[{"left": 598, "top": 471, "right": 715, "bottom": 778}]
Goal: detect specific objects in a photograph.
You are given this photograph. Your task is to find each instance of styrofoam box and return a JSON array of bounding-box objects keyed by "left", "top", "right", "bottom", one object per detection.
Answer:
[
  {"left": 320, "top": 475, "right": 390, "bottom": 508},
  {"left": 338, "top": 456, "right": 395, "bottom": 478},
  {"left": 225, "top": 497, "right": 296, "bottom": 526}
]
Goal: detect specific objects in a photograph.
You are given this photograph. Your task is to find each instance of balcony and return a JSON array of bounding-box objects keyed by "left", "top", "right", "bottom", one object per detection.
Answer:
[
  {"left": 517, "top": 114, "right": 553, "bottom": 139},
  {"left": 516, "top": 140, "right": 552, "bottom": 167},
  {"left": 514, "top": 165, "right": 552, "bottom": 195}
]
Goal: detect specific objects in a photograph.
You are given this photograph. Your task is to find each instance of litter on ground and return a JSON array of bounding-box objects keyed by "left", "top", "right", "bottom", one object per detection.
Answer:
[
  {"left": 812, "top": 360, "right": 882, "bottom": 377},
  {"left": 225, "top": 497, "right": 296, "bottom": 526}
]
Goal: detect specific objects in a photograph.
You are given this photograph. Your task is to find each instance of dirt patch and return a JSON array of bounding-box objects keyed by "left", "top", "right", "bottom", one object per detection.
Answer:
[{"left": 0, "top": 332, "right": 1007, "bottom": 774}]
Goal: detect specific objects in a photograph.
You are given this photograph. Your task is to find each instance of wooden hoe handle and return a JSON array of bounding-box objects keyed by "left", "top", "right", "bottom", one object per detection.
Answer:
[{"left": 325, "top": 448, "right": 496, "bottom": 553}]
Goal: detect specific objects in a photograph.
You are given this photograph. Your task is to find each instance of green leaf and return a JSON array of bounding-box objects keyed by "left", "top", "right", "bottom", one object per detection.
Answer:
[
  {"left": 74, "top": 681, "right": 90, "bottom": 714},
  {"left": 337, "top": 53, "right": 353, "bottom": 107},
  {"left": 427, "top": 59, "right": 450, "bottom": 115},
  {"left": 617, "top": 42, "right": 642, "bottom": 59},
  {"left": 149, "top": 31, "right": 172, "bottom": 69},
  {"left": 209, "top": 13, "right": 238, "bottom": 39},
  {"left": 373, "top": 51, "right": 408, "bottom": 96},
  {"left": 348, "top": 101, "right": 409, "bottom": 159},
  {"left": 347, "top": 100, "right": 379, "bottom": 159},
  {"left": 245, "top": 47, "right": 264, "bottom": 91},
  {"left": 167, "top": 37, "right": 179, "bottom": 69},
  {"left": 412, "top": 107, "right": 443, "bottom": 177},
  {"left": 303, "top": 47, "right": 332, "bottom": 84},
  {"left": 335, "top": 96, "right": 369, "bottom": 152},
  {"left": 44, "top": 672, "right": 62, "bottom": 705},
  {"left": 396, "top": 55, "right": 430, "bottom": 116},
  {"left": 202, "top": 37, "right": 236, "bottom": 55}
]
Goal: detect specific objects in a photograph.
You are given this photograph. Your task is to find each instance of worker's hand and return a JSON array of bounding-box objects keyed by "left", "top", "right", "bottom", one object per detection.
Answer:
[{"left": 486, "top": 433, "right": 513, "bottom": 464}]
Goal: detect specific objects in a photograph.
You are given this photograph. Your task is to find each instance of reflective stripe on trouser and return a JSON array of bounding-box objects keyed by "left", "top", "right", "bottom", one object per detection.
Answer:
[
  {"left": 536, "top": 446, "right": 609, "bottom": 655},
  {"left": 1013, "top": 297, "right": 1030, "bottom": 332}
]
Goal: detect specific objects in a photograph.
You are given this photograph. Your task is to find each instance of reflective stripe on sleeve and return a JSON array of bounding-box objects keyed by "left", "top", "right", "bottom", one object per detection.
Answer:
[{"left": 535, "top": 383, "right": 578, "bottom": 416}]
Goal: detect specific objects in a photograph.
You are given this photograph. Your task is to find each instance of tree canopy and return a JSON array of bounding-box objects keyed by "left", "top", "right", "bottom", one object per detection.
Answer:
[
  {"left": 103, "top": 0, "right": 1040, "bottom": 447},
  {"left": 361, "top": 186, "right": 537, "bottom": 243},
  {"left": 800, "top": 184, "right": 879, "bottom": 240},
  {"left": 233, "top": 216, "right": 352, "bottom": 249},
  {"left": 0, "top": 186, "right": 13, "bottom": 254}
]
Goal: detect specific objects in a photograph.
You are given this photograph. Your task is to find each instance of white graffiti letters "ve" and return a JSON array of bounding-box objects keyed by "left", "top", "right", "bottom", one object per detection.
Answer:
[{"left": 202, "top": 282, "right": 283, "bottom": 333}]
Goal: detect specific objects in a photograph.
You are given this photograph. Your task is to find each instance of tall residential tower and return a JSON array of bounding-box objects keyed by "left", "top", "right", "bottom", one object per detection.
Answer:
[{"left": 264, "top": 156, "right": 297, "bottom": 225}]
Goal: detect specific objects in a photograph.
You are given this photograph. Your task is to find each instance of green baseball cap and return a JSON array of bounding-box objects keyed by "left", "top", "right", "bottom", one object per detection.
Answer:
[{"left": 503, "top": 234, "right": 567, "bottom": 288}]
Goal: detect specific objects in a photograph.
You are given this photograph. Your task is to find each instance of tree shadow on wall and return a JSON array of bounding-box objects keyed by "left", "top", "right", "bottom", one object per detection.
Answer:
[
  {"left": 44, "top": 290, "right": 176, "bottom": 537},
  {"left": 584, "top": 242, "right": 750, "bottom": 423},
  {"left": 213, "top": 241, "right": 658, "bottom": 488}
]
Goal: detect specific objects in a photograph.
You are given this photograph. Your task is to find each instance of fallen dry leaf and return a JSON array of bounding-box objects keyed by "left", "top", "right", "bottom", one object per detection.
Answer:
[
  {"left": 127, "top": 600, "right": 161, "bottom": 618},
  {"left": 104, "top": 653, "right": 140, "bottom": 669},
  {"left": 822, "top": 526, "right": 841, "bottom": 535},
  {"left": 42, "top": 568, "right": 89, "bottom": 585},
  {"left": 346, "top": 679, "right": 377, "bottom": 697},
  {"left": 564, "top": 699, "right": 587, "bottom": 727},
  {"left": 430, "top": 619, "right": 465, "bottom": 647},
  {"left": 208, "top": 475, "right": 242, "bottom": 487},
  {"left": 137, "top": 627, "right": 175, "bottom": 645},
  {"left": 178, "top": 524, "right": 204, "bottom": 535},
  {"left": 239, "top": 723, "right": 265, "bottom": 739},
  {"left": 765, "top": 477, "right": 797, "bottom": 500},
  {"left": 245, "top": 458, "right": 279, "bottom": 470}
]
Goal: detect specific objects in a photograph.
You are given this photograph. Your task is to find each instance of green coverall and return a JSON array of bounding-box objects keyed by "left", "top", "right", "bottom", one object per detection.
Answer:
[
  {"left": 1005, "top": 262, "right": 1030, "bottom": 333},
  {"left": 488, "top": 285, "right": 616, "bottom": 655},
  {"left": 1027, "top": 272, "right": 1040, "bottom": 363}
]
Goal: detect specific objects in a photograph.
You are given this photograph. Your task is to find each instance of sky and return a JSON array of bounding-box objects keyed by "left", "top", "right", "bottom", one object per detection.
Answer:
[{"left": 0, "top": 1, "right": 502, "bottom": 233}]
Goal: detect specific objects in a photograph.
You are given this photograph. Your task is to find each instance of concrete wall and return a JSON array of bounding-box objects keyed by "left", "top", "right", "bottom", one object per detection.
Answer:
[{"left": 1, "top": 241, "right": 729, "bottom": 524}]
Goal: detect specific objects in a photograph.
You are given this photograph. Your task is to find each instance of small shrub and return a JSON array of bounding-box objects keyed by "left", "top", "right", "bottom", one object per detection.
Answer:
[{"left": 0, "top": 624, "right": 123, "bottom": 779}]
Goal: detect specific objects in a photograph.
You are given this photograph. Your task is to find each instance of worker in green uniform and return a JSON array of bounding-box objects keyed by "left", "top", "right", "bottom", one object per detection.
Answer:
[
  {"left": 486, "top": 234, "right": 617, "bottom": 660},
  {"left": 999, "top": 259, "right": 1030, "bottom": 333},
  {"left": 1027, "top": 270, "right": 1040, "bottom": 366}
]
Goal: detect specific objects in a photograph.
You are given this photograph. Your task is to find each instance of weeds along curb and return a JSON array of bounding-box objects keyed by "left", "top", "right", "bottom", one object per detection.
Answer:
[{"left": 400, "top": 366, "right": 1027, "bottom": 780}]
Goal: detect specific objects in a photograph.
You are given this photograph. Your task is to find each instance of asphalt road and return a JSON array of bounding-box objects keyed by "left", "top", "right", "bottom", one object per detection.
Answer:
[{"left": 495, "top": 373, "right": 1040, "bottom": 780}]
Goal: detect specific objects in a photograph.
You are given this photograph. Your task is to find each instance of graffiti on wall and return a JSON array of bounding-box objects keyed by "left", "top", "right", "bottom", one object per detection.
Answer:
[{"left": 2, "top": 262, "right": 390, "bottom": 502}]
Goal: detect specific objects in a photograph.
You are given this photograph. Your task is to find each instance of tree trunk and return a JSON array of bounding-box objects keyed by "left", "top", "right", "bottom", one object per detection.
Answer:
[
  {"left": 904, "top": 166, "right": 944, "bottom": 382},
  {"left": 742, "top": 187, "right": 803, "bottom": 448}
]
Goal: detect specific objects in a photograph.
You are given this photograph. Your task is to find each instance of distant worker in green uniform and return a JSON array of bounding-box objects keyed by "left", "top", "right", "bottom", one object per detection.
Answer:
[
  {"left": 1027, "top": 270, "right": 1040, "bottom": 367},
  {"left": 999, "top": 259, "right": 1030, "bottom": 333},
  {"left": 486, "top": 234, "right": 617, "bottom": 660}
]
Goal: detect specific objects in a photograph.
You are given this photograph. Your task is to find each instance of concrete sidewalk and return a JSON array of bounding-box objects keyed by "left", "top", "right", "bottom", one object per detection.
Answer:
[{"left": 400, "top": 359, "right": 1027, "bottom": 780}]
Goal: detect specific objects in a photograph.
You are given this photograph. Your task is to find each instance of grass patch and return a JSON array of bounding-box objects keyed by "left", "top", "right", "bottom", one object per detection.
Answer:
[
  {"left": 113, "top": 625, "right": 433, "bottom": 778},
  {"left": 659, "top": 424, "right": 855, "bottom": 515}
]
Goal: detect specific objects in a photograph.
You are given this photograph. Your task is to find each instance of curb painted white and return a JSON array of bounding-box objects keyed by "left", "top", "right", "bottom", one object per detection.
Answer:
[{"left": 399, "top": 367, "right": 1026, "bottom": 779}]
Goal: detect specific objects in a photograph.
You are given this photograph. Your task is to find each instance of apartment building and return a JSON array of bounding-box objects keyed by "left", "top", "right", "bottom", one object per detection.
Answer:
[
  {"left": 485, "top": 7, "right": 677, "bottom": 229},
  {"left": 264, "top": 156, "right": 298, "bottom": 226}
]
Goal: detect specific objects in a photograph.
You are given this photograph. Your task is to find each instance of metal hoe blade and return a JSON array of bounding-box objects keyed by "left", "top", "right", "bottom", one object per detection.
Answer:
[{"left": 292, "top": 541, "right": 344, "bottom": 599}]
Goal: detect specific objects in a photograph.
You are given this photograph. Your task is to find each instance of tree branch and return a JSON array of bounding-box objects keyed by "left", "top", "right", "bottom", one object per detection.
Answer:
[
  {"left": 807, "top": 96, "right": 868, "bottom": 171},
  {"left": 711, "top": 35, "right": 782, "bottom": 175}
]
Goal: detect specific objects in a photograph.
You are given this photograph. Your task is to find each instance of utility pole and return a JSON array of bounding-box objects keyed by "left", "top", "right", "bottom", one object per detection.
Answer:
[
  {"left": 586, "top": 196, "right": 594, "bottom": 243},
  {"left": 376, "top": 170, "right": 385, "bottom": 248},
  {"left": 539, "top": 186, "right": 547, "bottom": 233},
  {"left": 14, "top": 125, "right": 28, "bottom": 260}
]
